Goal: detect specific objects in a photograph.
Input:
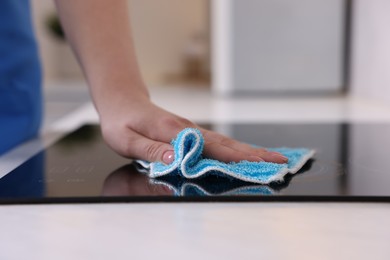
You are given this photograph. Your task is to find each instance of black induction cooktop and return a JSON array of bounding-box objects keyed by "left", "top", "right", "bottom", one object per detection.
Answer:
[{"left": 1, "top": 123, "right": 390, "bottom": 204}]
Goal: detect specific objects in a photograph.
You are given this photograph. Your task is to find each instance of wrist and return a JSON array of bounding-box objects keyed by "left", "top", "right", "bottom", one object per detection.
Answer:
[{"left": 90, "top": 81, "right": 151, "bottom": 118}]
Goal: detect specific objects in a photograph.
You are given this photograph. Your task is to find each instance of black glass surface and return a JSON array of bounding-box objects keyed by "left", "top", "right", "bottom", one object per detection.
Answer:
[{"left": 1, "top": 123, "right": 390, "bottom": 204}]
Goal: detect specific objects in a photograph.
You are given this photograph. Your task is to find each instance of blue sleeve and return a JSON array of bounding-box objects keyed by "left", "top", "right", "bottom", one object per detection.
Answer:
[{"left": 0, "top": 0, "right": 43, "bottom": 155}]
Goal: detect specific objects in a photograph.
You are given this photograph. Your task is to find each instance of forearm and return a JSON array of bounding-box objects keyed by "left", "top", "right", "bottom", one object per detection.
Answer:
[{"left": 54, "top": 0, "right": 149, "bottom": 112}]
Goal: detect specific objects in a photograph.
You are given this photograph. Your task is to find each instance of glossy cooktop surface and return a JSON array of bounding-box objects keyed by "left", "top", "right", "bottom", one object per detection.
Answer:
[{"left": 1, "top": 123, "right": 390, "bottom": 204}]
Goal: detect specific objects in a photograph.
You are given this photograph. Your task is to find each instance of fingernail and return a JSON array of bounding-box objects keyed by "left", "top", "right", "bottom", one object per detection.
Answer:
[
  {"left": 162, "top": 150, "right": 175, "bottom": 165},
  {"left": 270, "top": 152, "right": 288, "bottom": 162},
  {"left": 249, "top": 155, "right": 265, "bottom": 162}
]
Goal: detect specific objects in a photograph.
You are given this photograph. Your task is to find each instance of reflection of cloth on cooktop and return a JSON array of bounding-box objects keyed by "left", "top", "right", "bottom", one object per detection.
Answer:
[
  {"left": 137, "top": 128, "right": 315, "bottom": 184},
  {"left": 151, "top": 178, "right": 277, "bottom": 196}
]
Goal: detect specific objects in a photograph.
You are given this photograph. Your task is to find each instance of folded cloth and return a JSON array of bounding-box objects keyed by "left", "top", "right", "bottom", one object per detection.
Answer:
[{"left": 137, "top": 128, "right": 315, "bottom": 184}]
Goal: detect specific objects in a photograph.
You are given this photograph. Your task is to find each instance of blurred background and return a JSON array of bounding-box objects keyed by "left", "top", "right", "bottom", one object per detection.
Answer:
[
  {"left": 32, "top": 0, "right": 211, "bottom": 88},
  {"left": 31, "top": 0, "right": 390, "bottom": 104}
]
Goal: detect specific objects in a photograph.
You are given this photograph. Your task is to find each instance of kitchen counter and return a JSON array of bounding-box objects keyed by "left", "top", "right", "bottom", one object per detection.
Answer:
[{"left": 1, "top": 84, "right": 390, "bottom": 260}]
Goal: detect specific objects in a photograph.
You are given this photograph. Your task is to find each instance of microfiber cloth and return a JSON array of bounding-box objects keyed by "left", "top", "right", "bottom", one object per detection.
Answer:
[{"left": 137, "top": 128, "right": 315, "bottom": 184}]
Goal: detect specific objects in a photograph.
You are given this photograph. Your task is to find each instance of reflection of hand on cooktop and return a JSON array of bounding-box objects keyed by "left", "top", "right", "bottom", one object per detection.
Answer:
[{"left": 102, "top": 164, "right": 175, "bottom": 196}]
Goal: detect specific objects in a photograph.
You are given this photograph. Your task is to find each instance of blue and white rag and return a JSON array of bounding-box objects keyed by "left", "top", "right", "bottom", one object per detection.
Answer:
[{"left": 137, "top": 128, "right": 315, "bottom": 184}]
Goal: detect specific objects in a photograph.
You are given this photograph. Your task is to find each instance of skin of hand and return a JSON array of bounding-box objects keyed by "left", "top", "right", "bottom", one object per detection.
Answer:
[{"left": 54, "top": 0, "right": 288, "bottom": 165}]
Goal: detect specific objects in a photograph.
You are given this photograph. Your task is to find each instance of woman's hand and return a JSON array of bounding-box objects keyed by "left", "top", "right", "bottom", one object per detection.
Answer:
[{"left": 98, "top": 90, "right": 288, "bottom": 165}]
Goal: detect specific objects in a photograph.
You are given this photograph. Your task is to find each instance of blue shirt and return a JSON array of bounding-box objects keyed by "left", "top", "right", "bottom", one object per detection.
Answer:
[{"left": 0, "top": 0, "right": 42, "bottom": 155}]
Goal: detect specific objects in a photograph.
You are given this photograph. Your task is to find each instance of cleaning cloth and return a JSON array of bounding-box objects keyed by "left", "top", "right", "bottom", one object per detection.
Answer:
[{"left": 137, "top": 128, "right": 315, "bottom": 184}]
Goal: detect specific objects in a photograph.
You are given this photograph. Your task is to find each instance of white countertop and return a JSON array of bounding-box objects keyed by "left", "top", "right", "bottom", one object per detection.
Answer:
[{"left": 1, "top": 85, "right": 390, "bottom": 260}]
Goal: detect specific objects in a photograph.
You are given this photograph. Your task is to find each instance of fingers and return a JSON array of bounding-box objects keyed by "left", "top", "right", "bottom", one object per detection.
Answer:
[
  {"left": 108, "top": 125, "right": 287, "bottom": 165},
  {"left": 102, "top": 102, "right": 287, "bottom": 165},
  {"left": 123, "top": 125, "right": 287, "bottom": 165},
  {"left": 129, "top": 136, "right": 175, "bottom": 164},
  {"left": 107, "top": 128, "right": 175, "bottom": 164},
  {"left": 103, "top": 107, "right": 192, "bottom": 164},
  {"left": 129, "top": 105, "right": 196, "bottom": 143},
  {"left": 203, "top": 141, "right": 265, "bottom": 163},
  {"left": 201, "top": 129, "right": 288, "bottom": 164}
]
